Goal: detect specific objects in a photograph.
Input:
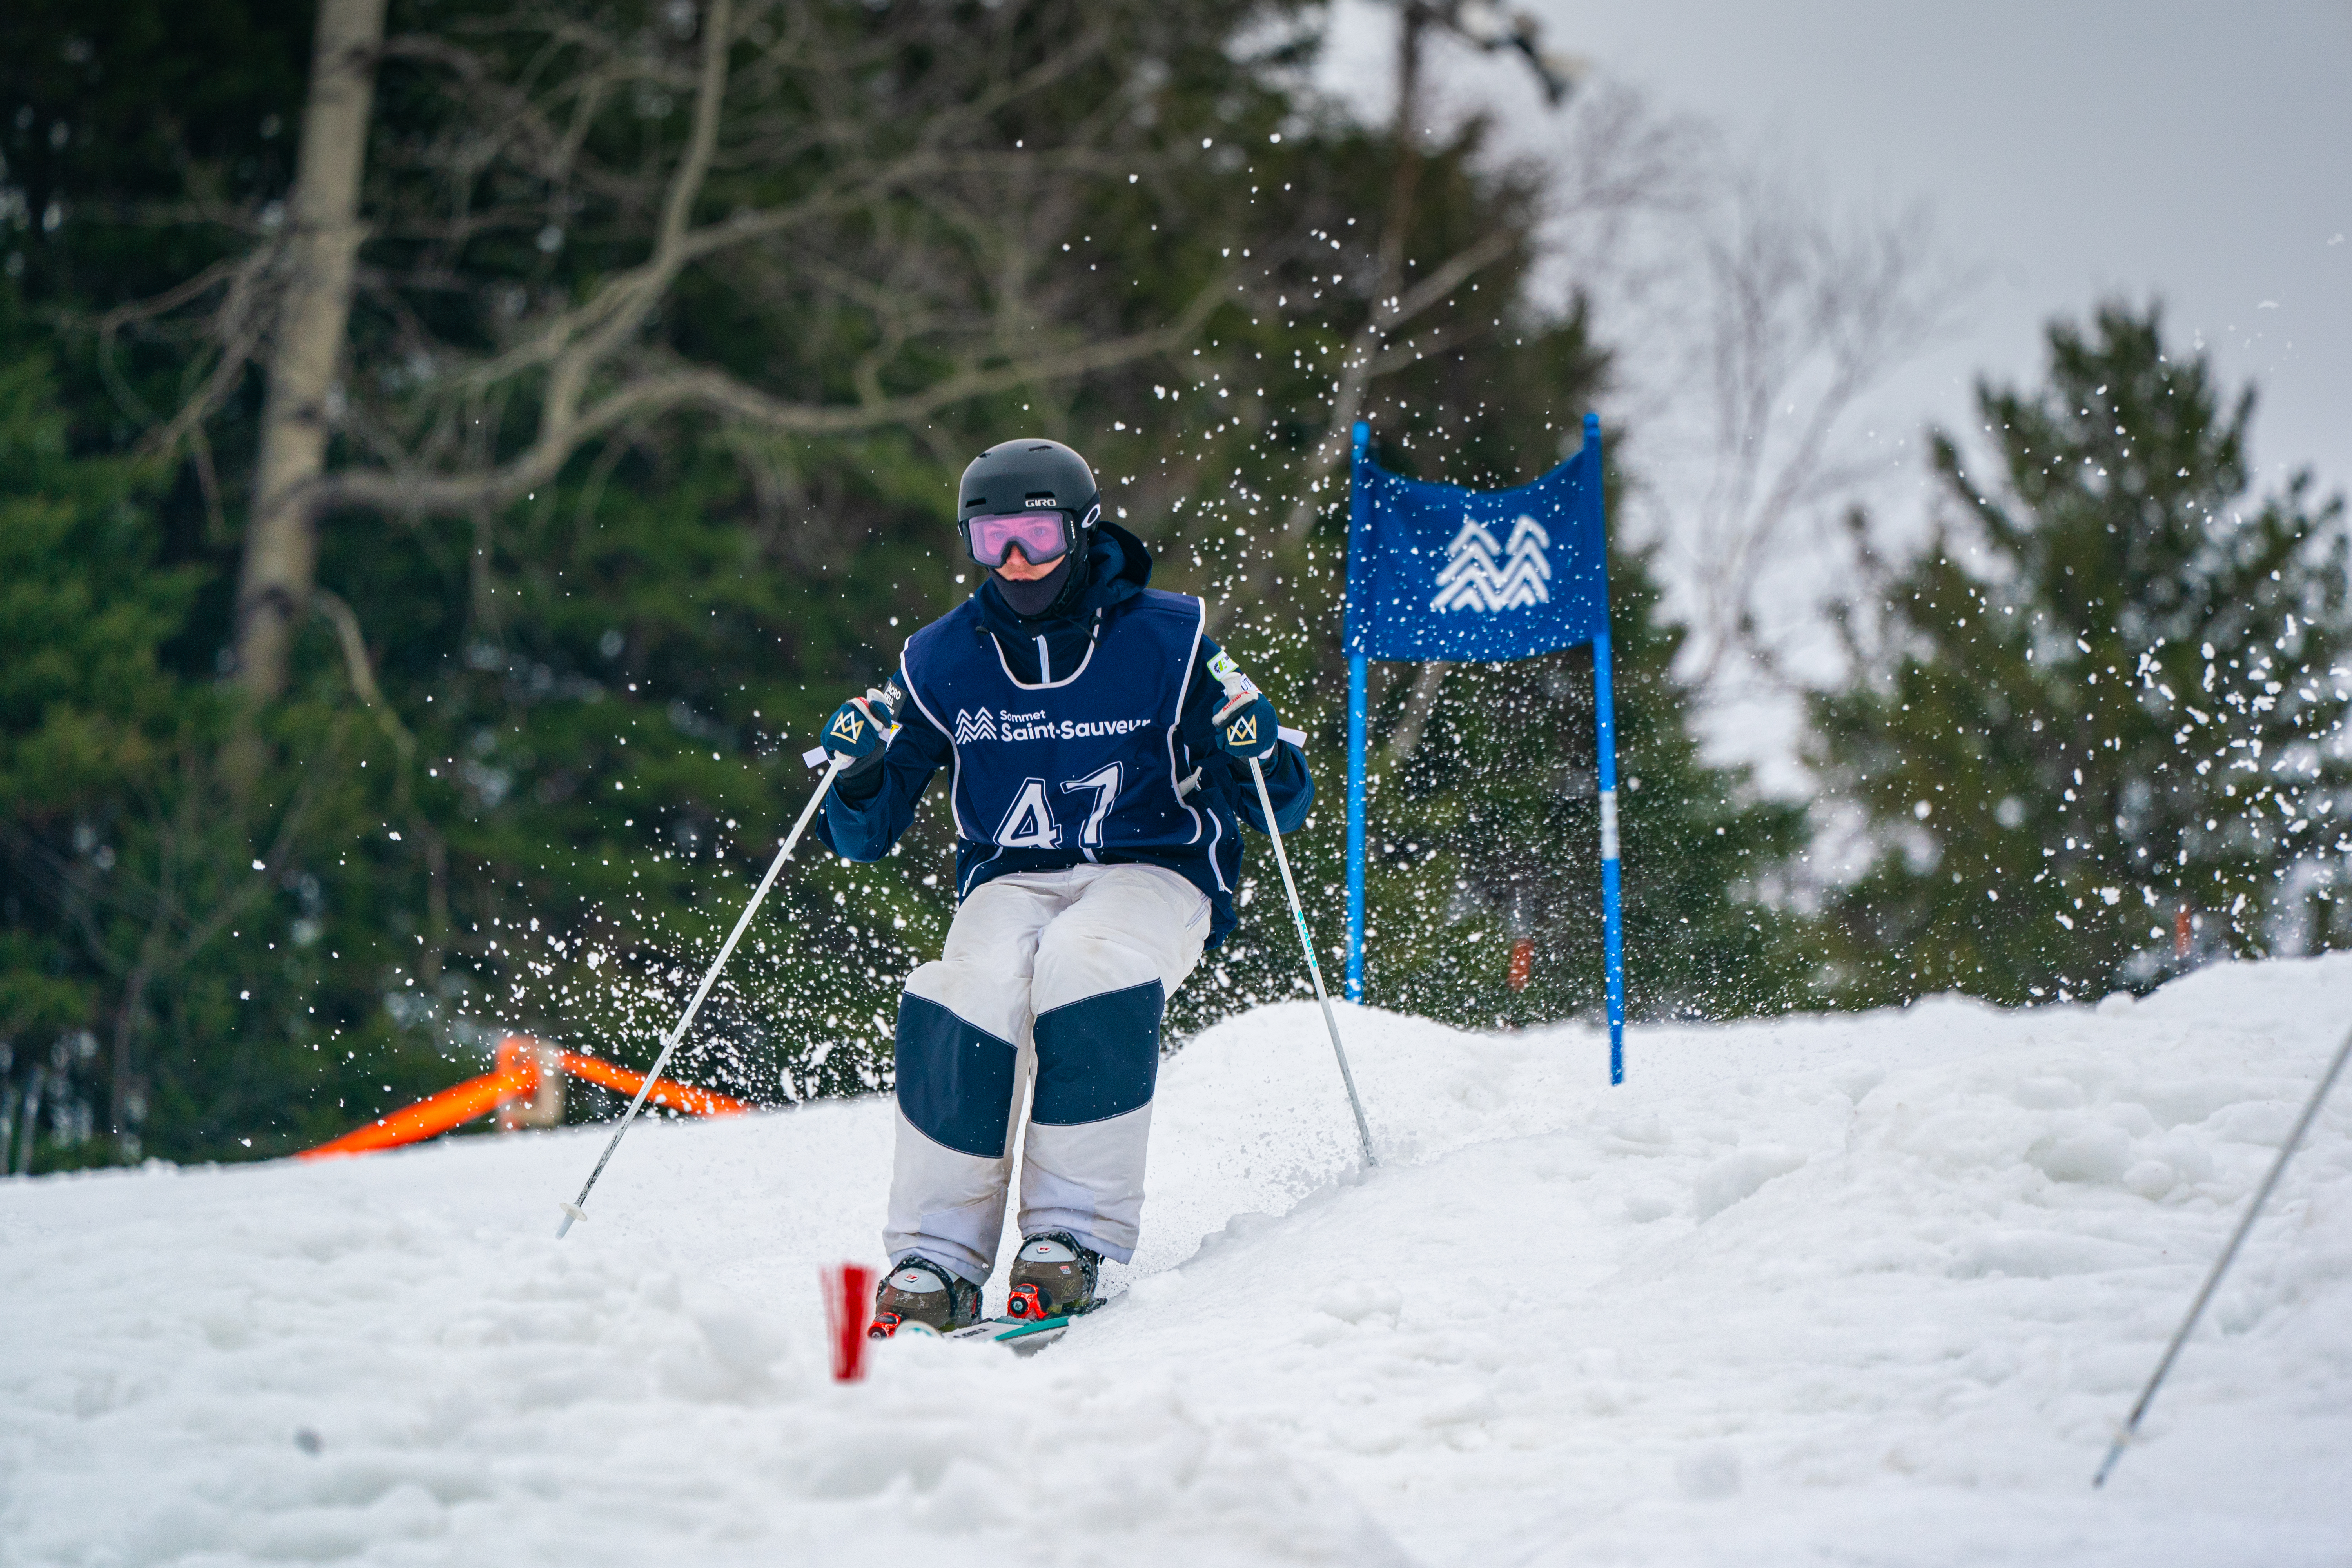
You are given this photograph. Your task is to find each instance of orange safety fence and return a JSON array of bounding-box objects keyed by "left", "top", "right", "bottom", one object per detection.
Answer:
[
  {"left": 298, "top": 1063, "right": 539, "bottom": 1159},
  {"left": 553, "top": 1051, "right": 750, "bottom": 1117},
  {"left": 299, "top": 1034, "right": 746, "bottom": 1160}
]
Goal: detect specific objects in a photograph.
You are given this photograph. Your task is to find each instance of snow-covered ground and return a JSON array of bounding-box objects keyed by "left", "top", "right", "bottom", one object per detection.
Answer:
[{"left": 5, "top": 956, "right": 2351, "bottom": 1566}]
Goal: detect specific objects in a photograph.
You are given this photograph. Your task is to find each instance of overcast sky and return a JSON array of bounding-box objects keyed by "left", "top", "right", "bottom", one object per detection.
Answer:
[
  {"left": 1318, "top": 0, "right": 2352, "bottom": 789},
  {"left": 1544, "top": 0, "right": 2352, "bottom": 490}
]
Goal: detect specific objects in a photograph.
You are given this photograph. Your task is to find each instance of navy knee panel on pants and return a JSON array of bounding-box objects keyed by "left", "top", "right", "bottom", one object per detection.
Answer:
[
  {"left": 893, "top": 979, "right": 1166, "bottom": 1155},
  {"left": 893, "top": 995, "right": 1020, "bottom": 1158},
  {"left": 1031, "top": 980, "right": 1163, "bottom": 1127}
]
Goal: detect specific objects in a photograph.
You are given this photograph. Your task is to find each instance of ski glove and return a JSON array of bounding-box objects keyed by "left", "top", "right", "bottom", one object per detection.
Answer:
[
  {"left": 1207, "top": 649, "right": 1281, "bottom": 762},
  {"left": 1213, "top": 689, "right": 1280, "bottom": 762},
  {"left": 824, "top": 686, "right": 898, "bottom": 781}
]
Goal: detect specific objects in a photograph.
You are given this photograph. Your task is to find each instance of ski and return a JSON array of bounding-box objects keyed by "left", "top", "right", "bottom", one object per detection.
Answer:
[
  {"left": 880, "top": 1313, "right": 1070, "bottom": 1354},
  {"left": 940, "top": 1314, "right": 1074, "bottom": 1354},
  {"left": 886, "top": 1289, "right": 1121, "bottom": 1355}
]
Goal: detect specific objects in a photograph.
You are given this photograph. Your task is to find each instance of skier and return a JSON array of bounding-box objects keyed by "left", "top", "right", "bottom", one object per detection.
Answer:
[{"left": 816, "top": 437, "right": 1312, "bottom": 1335}]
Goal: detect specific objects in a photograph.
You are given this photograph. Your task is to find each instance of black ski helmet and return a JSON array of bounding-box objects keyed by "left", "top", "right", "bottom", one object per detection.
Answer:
[{"left": 957, "top": 438, "right": 1100, "bottom": 564}]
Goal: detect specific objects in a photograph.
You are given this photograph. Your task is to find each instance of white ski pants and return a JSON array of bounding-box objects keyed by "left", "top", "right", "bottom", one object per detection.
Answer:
[{"left": 886, "top": 862, "right": 1210, "bottom": 1283}]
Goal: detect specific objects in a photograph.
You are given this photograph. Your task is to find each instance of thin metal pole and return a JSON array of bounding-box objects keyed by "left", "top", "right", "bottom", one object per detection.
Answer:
[
  {"left": 556, "top": 757, "right": 846, "bottom": 1237},
  {"left": 1248, "top": 755, "right": 1377, "bottom": 1168},
  {"left": 2092, "top": 1019, "right": 2352, "bottom": 1486}
]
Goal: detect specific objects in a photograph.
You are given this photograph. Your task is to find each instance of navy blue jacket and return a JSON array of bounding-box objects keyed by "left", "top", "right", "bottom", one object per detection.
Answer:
[{"left": 818, "top": 521, "right": 1311, "bottom": 947}]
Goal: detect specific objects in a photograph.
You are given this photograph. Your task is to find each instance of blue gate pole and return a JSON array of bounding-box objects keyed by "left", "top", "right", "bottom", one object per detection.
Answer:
[
  {"left": 1584, "top": 412, "right": 1625, "bottom": 1083},
  {"left": 1347, "top": 655, "right": 1368, "bottom": 1002},
  {"left": 1593, "top": 629, "right": 1626, "bottom": 1085},
  {"left": 1345, "top": 419, "right": 1372, "bottom": 1004}
]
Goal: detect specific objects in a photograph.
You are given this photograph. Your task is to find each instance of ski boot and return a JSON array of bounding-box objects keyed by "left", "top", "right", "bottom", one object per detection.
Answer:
[
  {"left": 869, "top": 1255, "right": 982, "bottom": 1339},
  {"left": 1004, "top": 1231, "right": 1101, "bottom": 1321}
]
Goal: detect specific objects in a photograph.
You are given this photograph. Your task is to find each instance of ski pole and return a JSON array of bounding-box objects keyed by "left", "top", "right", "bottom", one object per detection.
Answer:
[
  {"left": 1247, "top": 755, "right": 1377, "bottom": 1168},
  {"left": 555, "top": 755, "right": 847, "bottom": 1238},
  {"left": 2092, "top": 1016, "right": 2352, "bottom": 1487}
]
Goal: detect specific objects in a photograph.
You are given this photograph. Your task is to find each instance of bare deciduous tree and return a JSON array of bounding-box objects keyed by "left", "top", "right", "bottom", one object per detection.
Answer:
[
  {"left": 127, "top": 0, "right": 1261, "bottom": 700},
  {"left": 1626, "top": 172, "right": 1965, "bottom": 695},
  {"left": 238, "top": 0, "right": 390, "bottom": 702}
]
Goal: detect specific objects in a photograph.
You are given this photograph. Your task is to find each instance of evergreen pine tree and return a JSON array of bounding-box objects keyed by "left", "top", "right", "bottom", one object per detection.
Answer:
[
  {"left": 0, "top": 306, "right": 467, "bottom": 1169},
  {"left": 1812, "top": 301, "right": 2352, "bottom": 1004}
]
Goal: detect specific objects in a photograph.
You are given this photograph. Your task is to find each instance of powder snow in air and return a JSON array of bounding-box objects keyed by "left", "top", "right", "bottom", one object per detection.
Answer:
[{"left": 4, "top": 956, "right": 2351, "bottom": 1565}]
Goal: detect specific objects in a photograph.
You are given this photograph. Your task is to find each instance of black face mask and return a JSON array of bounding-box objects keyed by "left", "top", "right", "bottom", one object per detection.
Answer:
[{"left": 993, "top": 553, "right": 1074, "bottom": 618}]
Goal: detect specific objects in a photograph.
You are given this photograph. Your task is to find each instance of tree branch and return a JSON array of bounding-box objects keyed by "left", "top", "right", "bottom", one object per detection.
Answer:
[
  {"left": 307, "top": 268, "right": 1232, "bottom": 518},
  {"left": 1276, "top": 230, "right": 1518, "bottom": 550}
]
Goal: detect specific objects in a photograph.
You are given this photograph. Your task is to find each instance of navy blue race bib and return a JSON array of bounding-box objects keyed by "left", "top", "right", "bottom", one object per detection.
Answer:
[{"left": 899, "top": 591, "right": 1209, "bottom": 884}]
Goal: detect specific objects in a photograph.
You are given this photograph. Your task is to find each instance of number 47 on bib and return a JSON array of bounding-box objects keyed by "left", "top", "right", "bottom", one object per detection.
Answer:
[{"left": 993, "top": 765, "right": 1123, "bottom": 849}]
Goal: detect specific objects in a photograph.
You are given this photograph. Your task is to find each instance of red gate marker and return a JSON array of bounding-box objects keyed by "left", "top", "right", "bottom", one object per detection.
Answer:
[{"left": 823, "top": 1263, "right": 877, "bottom": 1382}]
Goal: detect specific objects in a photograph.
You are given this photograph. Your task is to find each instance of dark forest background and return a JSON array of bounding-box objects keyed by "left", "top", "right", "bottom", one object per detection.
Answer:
[{"left": 3, "top": 0, "right": 2346, "bottom": 1172}]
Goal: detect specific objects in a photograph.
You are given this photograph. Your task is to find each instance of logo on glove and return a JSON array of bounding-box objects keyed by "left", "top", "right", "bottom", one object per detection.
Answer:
[
  {"left": 1223, "top": 712, "right": 1259, "bottom": 748},
  {"left": 828, "top": 708, "right": 866, "bottom": 745}
]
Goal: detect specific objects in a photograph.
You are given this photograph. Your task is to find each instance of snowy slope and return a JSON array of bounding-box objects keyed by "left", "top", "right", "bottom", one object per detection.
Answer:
[{"left": 5, "top": 956, "right": 2351, "bottom": 1567}]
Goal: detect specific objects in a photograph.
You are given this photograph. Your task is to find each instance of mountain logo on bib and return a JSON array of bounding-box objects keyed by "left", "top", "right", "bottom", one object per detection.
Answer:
[{"left": 952, "top": 707, "right": 1154, "bottom": 745}]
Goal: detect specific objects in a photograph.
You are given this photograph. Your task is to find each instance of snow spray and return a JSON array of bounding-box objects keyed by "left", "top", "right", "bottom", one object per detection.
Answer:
[
  {"left": 554, "top": 755, "right": 846, "bottom": 1237},
  {"left": 822, "top": 1263, "right": 877, "bottom": 1382}
]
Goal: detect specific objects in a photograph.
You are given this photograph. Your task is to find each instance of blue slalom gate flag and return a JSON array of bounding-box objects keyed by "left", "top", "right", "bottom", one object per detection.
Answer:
[
  {"left": 1340, "top": 412, "right": 1628, "bottom": 1083},
  {"left": 1343, "top": 421, "right": 1608, "bottom": 662}
]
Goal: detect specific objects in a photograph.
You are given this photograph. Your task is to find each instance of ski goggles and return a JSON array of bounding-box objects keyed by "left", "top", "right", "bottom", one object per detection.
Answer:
[{"left": 961, "top": 507, "right": 1088, "bottom": 569}]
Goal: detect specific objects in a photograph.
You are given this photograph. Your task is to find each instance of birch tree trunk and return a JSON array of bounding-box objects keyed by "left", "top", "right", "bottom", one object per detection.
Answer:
[{"left": 234, "top": 0, "right": 385, "bottom": 701}]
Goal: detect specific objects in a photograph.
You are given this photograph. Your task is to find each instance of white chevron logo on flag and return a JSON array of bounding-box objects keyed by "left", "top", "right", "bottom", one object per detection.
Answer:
[
  {"left": 1430, "top": 514, "right": 1552, "bottom": 613},
  {"left": 953, "top": 708, "right": 998, "bottom": 744}
]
